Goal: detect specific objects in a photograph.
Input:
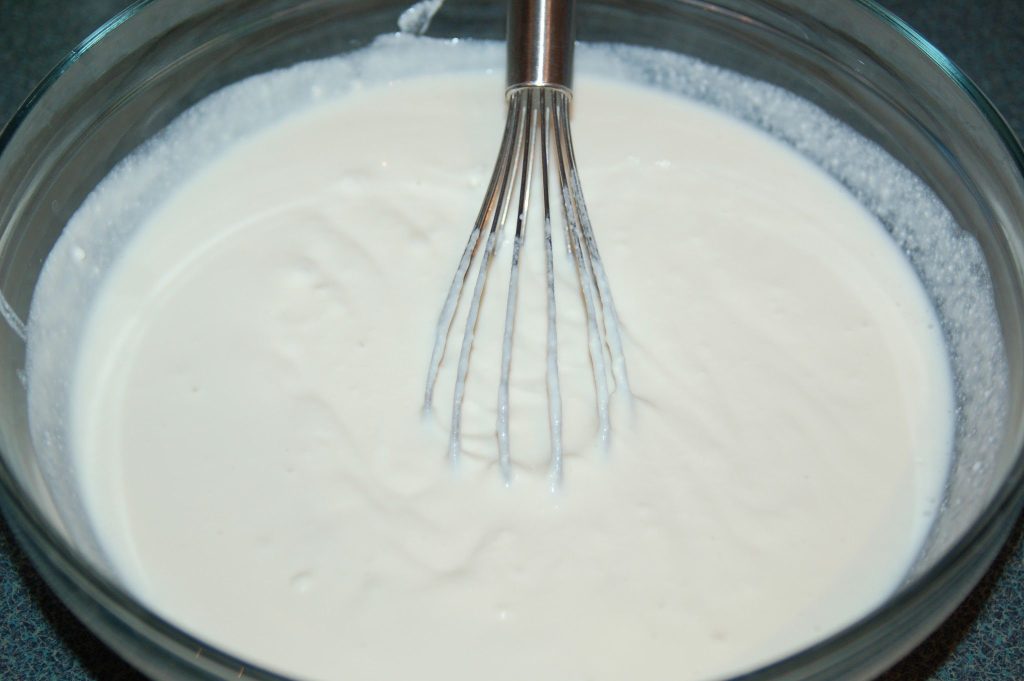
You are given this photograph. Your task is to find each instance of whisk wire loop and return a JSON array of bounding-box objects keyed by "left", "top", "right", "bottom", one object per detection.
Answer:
[{"left": 424, "top": 84, "right": 626, "bottom": 483}]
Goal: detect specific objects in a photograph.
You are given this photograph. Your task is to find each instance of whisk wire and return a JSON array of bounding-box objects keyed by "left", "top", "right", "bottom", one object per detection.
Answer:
[
  {"left": 446, "top": 95, "right": 530, "bottom": 466},
  {"left": 423, "top": 99, "right": 523, "bottom": 413},
  {"left": 550, "top": 91, "right": 613, "bottom": 445},
  {"left": 564, "top": 126, "right": 630, "bottom": 395},
  {"left": 540, "top": 89, "right": 565, "bottom": 486},
  {"left": 497, "top": 89, "right": 540, "bottom": 482}
]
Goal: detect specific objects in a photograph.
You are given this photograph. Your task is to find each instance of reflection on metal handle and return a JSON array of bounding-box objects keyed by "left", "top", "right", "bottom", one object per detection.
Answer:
[{"left": 506, "top": 0, "right": 575, "bottom": 93}]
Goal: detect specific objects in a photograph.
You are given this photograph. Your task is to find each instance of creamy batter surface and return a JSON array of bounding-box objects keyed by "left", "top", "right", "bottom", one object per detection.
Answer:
[{"left": 32, "top": 38, "right": 954, "bottom": 681}]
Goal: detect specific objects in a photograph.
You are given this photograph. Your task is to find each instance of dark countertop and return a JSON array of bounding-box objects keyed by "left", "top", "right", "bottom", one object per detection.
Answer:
[{"left": 0, "top": 1, "right": 1021, "bottom": 679}]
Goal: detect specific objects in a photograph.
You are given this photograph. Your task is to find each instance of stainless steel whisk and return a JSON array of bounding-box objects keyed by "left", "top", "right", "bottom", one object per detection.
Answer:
[{"left": 423, "top": 0, "right": 628, "bottom": 484}]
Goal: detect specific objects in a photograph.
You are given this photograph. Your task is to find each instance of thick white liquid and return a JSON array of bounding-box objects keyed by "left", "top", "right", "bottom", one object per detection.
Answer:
[{"left": 41, "top": 39, "right": 953, "bottom": 681}]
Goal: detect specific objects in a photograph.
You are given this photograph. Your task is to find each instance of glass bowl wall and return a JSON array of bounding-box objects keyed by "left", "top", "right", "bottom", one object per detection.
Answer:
[{"left": 0, "top": 1, "right": 1021, "bottom": 679}]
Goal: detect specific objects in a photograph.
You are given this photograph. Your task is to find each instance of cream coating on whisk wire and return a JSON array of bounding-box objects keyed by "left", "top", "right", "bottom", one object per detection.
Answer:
[{"left": 424, "top": 0, "right": 629, "bottom": 483}]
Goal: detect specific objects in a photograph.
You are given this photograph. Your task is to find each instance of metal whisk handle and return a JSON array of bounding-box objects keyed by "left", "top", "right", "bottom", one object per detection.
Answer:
[{"left": 506, "top": 0, "right": 576, "bottom": 93}]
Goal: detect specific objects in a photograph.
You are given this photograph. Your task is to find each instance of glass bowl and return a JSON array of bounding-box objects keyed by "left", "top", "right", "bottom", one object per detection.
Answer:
[{"left": 0, "top": 1, "right": 1022, "bottom": 679}]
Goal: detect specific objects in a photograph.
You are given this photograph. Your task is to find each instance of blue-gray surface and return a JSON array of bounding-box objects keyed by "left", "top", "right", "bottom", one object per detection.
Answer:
[{"left": 0, "top": 0, "right": 1021, "bottom": 679}]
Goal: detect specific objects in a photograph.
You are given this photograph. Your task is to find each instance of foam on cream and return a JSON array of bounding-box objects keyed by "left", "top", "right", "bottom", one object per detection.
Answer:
[{"left": 25, "top": 35, "right": 1006, "bottom": 681}]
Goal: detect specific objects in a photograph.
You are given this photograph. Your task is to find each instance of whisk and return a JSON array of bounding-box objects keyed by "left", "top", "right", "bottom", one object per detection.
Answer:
[{"left": 423, "top": 0, "right": 628, "bottom": 484}]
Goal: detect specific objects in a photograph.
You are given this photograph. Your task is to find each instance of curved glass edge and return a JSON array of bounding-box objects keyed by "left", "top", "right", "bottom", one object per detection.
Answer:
[
  {"left": 753, "top": 1, "right": 1024, "bottom": 677},
  {"left": 0, "top": 2, "right": 145, "bottom": 149},
  {"left": 0, "top": 1, "right": 1020, "bottom": 680},
  {"left": 0, "top": 469, "right": 290, "bottom": 681},
  {"left": 0, "top": 1, "right": 293, "bottom": 679},
  {"left": 863, "top": 0, "right": 1024, "bottom": 170}
]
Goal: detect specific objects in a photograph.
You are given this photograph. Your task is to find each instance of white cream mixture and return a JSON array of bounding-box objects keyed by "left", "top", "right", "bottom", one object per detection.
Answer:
[{"left": 29, "top": 37, "right": 956, "bottom": 681}]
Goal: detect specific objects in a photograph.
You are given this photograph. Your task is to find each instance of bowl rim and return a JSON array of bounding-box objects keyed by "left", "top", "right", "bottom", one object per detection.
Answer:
[{"left": 0, "top": 0, "right": 1022, "bottom": 679}]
